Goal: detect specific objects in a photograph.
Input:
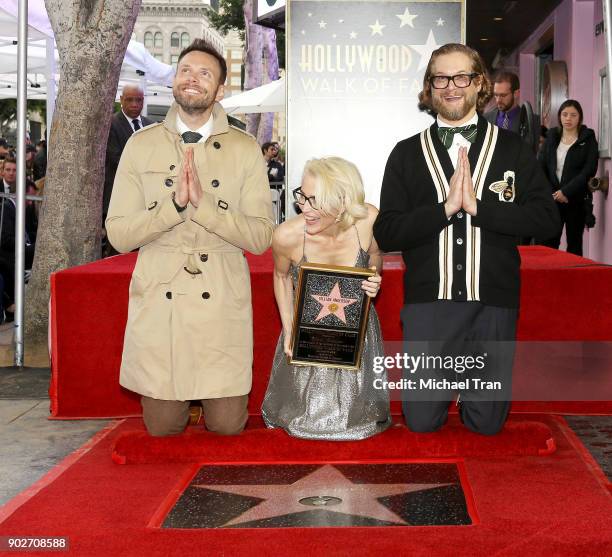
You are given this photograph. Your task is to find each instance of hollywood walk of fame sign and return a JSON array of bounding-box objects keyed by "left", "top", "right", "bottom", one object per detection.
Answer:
[
  {"left": 161, "top": 462, "right": 472, "bottom": 529},
  {"left": 290, "top": 262, "right": 374, "bottom": 369},
  {"left": 287, "top": 1, "right": 465, "bottom": 216}
]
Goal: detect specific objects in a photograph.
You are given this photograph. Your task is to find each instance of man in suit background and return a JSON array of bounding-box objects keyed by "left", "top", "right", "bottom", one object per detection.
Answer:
[
  {"left": 484, "top": 71, "right": 521, "bottom": 133},
  {"left": 103, "top": 85, "right": 153, "bottom": 220},
  {"left": 102, "top": 85, "right": 153, "bottom": 256}
]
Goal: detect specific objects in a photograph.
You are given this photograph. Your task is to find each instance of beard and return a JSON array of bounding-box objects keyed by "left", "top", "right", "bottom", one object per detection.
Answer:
[
  {"left": 432, "top": 88, "right": 478, "bottom": 121},
  {"left": 496, "top": 97, "right": 514, "bottom": 112},
  {"left": 173, "top": 85, "right": 217, "bottom": 115}
]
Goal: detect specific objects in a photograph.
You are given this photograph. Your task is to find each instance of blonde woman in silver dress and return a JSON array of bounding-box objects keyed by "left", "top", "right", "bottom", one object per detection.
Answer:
[{"left": 262, "top": 157, "right": 391, "bottom": 440}]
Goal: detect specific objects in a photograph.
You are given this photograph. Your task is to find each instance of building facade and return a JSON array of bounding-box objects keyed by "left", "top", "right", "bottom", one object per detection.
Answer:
[
  {"left": 133, "top": 0, "right": 225, "bottom": 68},
  {"left": 131, "top": 1, "right": 284, "bottom": 150}
]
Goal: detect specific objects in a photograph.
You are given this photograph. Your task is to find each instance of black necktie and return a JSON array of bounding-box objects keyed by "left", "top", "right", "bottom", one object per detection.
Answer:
[
  {"left": 182, "top": 131, "right": 203, "bottom": 144},
  {"left": 437, "top": 124, "right": 477, "bottom": 149},
  {"left": 132, "top": 119, "right": 141, "bottom": 131}
]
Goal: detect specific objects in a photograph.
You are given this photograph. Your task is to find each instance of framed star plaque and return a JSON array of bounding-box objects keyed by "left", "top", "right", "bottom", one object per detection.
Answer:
[{"left": 289, "top": 262, "right": 375, "bottom": 369}]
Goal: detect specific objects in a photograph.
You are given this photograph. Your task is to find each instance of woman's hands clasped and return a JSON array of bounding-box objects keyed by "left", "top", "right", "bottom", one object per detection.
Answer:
[{"left": 553, "top": 190, "right": 569, "bottom": 204}]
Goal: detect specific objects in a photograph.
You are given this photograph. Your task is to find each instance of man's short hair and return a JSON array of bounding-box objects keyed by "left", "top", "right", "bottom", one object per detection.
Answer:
[
  {"left": 0, "top": 138, "right": 7, "bottom": 148},
  {"left": 178, "top": 39, "right": 227, "bottom": 84},
  {"left": 493, "top": 71, "right": 520, "bottom": 92},
  {"left": 4, "top": 157, "right": 16, "bottom": 165},
  {"left": 261, "top": 142, "right": 275, "bottom": 154},
  {"left": 418, "top": 43, "right": 492, "bottom": 115}
]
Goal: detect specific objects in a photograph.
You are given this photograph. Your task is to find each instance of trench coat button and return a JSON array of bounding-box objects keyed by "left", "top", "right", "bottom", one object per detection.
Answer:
[
  {"left": 213, "top": 141, "right": 221, "bottom": 149},
  {"left": 147, "top": 201, "right": 158, "bottom": 210},
  {"left": 165, "top": 178, "right": 173, "bottom": 187},
  {"left": 169, "top": 164, "right": 176, "bottom": 171},
  {"left": 202, "top": 292, "right": 210, "bottom": 300},
  {"left": 211, "top": 179, "right": 220, "bottom": 188},
  {"left": 166, "top": 291, "right": 172, "bottom": 299},
  {"left": 200, "top": 253, "right": 208, "bottom": 262}
]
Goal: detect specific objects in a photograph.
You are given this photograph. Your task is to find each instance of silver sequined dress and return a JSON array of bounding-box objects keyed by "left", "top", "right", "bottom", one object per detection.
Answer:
[{"left": 261, "top": 231, "right": 391, "bottom": 440}]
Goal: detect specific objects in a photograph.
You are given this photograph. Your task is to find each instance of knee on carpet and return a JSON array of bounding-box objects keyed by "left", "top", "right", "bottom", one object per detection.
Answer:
[
  {"left": 204, "top": 410, "right": 248, "bottom": 436},
  {"left": 460, "top": 406, "right": 508, "bottom": 436},
  {"left": 402, "top": 401, "right": 447, "bottom": 433},
  {"left": 403, "top": 413, "right": 445, "bottom": 433},
  {"left": 205, "top": 419, "right": 247, "bottom": 436},
  {"left": 463, "top": 419, "right": 506, "bottom": 436},
  {"left": 144, "top": 421, "right": 188, "bottom": 437}
]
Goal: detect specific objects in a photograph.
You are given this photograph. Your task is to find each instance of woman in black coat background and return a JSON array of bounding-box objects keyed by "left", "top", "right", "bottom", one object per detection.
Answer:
[{"left": 538, "top": 99, "right": 598, "bottom": 255}]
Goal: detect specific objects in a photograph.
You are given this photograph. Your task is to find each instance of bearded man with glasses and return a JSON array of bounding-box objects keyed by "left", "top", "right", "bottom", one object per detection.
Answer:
[{"left": 374, "top": 44, "right": 559, "bottom": 436}]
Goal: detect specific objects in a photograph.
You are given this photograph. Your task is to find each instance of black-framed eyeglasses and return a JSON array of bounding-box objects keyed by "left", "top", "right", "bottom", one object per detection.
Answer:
[
  {"left": 292, "top": 188, "right": 320, "bottom": 210},
  {"left": 430, "top": 73, "right": 480, "bottom": 89}
]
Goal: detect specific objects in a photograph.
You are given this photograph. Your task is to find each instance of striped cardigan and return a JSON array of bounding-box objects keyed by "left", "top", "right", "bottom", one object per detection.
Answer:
[{"left": 374, "top": 115, "right": 560, "bottom": 308}]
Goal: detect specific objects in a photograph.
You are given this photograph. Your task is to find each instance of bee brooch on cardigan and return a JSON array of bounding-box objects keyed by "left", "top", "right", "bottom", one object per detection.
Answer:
[{"left": 488, "top": 171, "right": 516, "bottom": 202}]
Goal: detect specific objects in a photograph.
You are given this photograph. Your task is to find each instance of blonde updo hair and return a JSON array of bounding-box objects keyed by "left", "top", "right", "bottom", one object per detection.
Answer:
[{"left": 302, "top": 157, "right": 368, "bottom": 230}]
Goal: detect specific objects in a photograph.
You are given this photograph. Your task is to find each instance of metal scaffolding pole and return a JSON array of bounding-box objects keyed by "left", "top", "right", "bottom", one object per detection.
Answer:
[{"left": 15, "top": 0, "right": 28, "bottom": 366}]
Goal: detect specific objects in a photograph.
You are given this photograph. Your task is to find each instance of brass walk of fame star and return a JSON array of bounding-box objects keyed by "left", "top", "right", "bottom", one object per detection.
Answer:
[
  {"left": 310, "top": 282, "right": 358, "bottom": 324},
  {"left": 193, "top": 465, "right": 449, "bottom": 527}
]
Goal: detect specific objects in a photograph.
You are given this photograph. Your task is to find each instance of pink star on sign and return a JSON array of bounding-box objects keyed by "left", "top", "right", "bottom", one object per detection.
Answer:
[{"left": 311, "top": 282, "right": 358, "bottom": 324}]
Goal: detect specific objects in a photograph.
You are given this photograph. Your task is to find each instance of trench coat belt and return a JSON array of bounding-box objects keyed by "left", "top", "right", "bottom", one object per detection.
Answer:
[{"left": 177, "top": 245, "right": 244, "bottom": 275}]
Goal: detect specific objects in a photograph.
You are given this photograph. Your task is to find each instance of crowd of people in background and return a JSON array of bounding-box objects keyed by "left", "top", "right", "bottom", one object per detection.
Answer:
[
  {"left": 0, "top": 133, "right": 46, "bottom": 322},
  {"left": 485, "top": 70, "right": 598, "bottom": 255}
]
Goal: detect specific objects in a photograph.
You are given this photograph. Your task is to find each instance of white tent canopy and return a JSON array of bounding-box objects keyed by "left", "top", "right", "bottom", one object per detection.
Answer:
[
  {"left": 221, "top": 77, "right": 285, "bottom": 114},
  {"left": 0, "top": 0, "right": 52, "bottom": 39},
  {"left": 0, "top": 0, "right": 175, "bottom": 110}
]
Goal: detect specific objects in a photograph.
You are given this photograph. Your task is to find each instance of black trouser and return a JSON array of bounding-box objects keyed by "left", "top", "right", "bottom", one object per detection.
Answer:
[
  {"left": 0, "top": 245, "right": 35, "bottom": 306},
  {"left": 540, "top": 200, "right": 585, "bottom": 256},
  {"left": 401, "top": 301, "right": 517, "bottom": 436}
]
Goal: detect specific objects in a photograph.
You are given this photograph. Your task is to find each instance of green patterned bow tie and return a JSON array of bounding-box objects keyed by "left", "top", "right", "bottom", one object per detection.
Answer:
[{"left": 437, "top": 124, "right": 477, "bottom": 149}]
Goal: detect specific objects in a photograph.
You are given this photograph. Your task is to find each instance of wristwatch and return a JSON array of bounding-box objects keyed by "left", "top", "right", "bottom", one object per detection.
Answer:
[{"left": 172, "top": 192, "right": 187, "bottom": 213}]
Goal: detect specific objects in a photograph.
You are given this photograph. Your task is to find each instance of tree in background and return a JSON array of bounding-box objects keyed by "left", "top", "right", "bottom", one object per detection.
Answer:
[
  {"left": 209, "top": 0, "right": 281, "bottom": 143},
  {"left": 0, "top": 99, "right": 46, "bottom": 139},
  {"left": 25, "top": 0, "right": 142, "bottom": 344}
]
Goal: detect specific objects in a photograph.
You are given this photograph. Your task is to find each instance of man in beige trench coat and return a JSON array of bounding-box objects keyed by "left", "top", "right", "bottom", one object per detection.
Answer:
[{"left": 106, "top": 40, "right": 274, "bottom": 436}]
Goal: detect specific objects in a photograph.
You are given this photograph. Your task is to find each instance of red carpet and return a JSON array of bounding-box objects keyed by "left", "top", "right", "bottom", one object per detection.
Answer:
[
  {"left": 111, "top": 417, "right": 555, "bottom": 465},
  {"left": 49, "top": 247, "right": 612, "bottom": 418},
  {"left": 1, "top": 414, "right": 611, "bottom": 556}
]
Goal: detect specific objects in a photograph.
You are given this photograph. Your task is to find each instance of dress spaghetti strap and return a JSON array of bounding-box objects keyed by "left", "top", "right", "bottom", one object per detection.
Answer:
[
  {"left": 354, "top": 224, "right": 363, "bottom": 252},
  {"left": 301, "top": 226, "right": 307, "bottom": 262}
]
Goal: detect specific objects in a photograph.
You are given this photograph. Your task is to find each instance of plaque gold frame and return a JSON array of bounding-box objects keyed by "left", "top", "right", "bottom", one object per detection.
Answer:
[{"left": 289, "top": 262, "right": 375, "bottom": 370}]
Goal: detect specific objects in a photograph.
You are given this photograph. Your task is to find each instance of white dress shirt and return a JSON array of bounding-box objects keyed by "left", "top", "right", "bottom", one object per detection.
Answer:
[
  {"left": 556, "top": 140, "right": 573, "bottom": 182},
  {"left": 437, "top": 112, "right": 478, "bottom": 170},
  {"left": 122, "top": 111, "right": 143, "bottom": 132},
  {"left": 176, "top": 114, "right": 214, "bottom": 144}
]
